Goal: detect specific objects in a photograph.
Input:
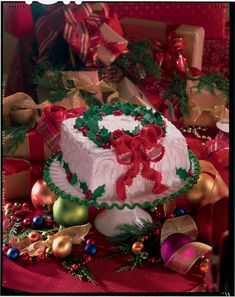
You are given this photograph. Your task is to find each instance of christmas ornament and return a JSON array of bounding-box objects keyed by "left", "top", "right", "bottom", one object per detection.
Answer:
[
  {"left": 174, "top": 208, "right": 186, "bottom": 217},
  {"left": 53, "top": 197, "right": 88, "bottom": 227},
  {"left": 31, "top": 179, "right": 57, "bottom": 214},
  {"left": 135, "top": 63, "right": 147, "bottom": 80},
  {"left": 32, "top": 216, "right": 44, "bottom": 228},
  {"left": 84, "top": 244, "right": 97, "bottom": 256},
  {"left": 186, "top": 172, "right": 219, "bottom": 204},
  {"left": 6, "top": 247, "right": 20, "bottom": 261},
  {"left": 132, "top": 241, "right": 145, "bottom": 253},
  {"left": 199, "top": 257, "right": 210, "bottom": 273},
  {"left": 28, "top": 231, "right": 41, "bottom": 243},
  {"left": 23, "top": 217, "right": 32, "bottom": 227},
  {"left": 52, "top": 236, "right": 73, "bottom": 258}
]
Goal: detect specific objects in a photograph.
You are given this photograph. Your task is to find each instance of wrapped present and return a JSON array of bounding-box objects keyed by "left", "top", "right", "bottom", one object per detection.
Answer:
[
  {"left": 3, "top": 158, "right": 43, "bottom": 201},
  {"left": 110, "top": 3, "right": 227, "bottom": 39},
  {"left": 63, "top": 3, "right": 128, "bottom": 67},
  {"left": 121, "top": 18, "right": 205, "bottom": 70},
  {"left": 3, "top": 92, "right": 53, "bottom": 162},
  {"left": 183, "top": 79, "right": 229, "bottom": 127},
  {"left": 37, "top": 70, "right": 104, "bottom": 109}
]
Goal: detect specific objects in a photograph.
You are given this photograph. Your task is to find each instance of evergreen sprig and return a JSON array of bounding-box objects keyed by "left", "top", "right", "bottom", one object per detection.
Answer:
[
  {"left": 189, "top": 73, "right": 229, "bottom": 101},
  {"left": 115, "top": 39, "right": 161, "bottom": 79},
  {"left": 3, "top": 123, "right": 35, "bottom": 156}
]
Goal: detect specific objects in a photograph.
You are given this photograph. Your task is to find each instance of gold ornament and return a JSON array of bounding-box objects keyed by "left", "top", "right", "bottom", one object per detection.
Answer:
[
  {"left": 52, "top": 236, "right": 72, "bottom": 258},
  {"left": 53, "top": 197, "right": 89, "bottom": 227},
  {"left": 186, "top": 173, "right": 218, "bottom": 205},
  {"left": 28, "top": 231, "right": 41, "bottom": 243},
  {"left": 132, "top": 241, "right": 145, "bottom": 253},
  {"left": 31, "top": 179, "right": 57, "bottom": 214},
  {"left": 10, "top": 108, "right": 36, "bottom": 126}
]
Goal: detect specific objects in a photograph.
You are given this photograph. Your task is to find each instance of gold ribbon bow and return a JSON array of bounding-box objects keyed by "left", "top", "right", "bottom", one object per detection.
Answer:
[
  {"left": 190, "top": 104, "right": 228, "bottom": 123},
  {"left": 20, "top": 223, "right": 92, "bottom": 257}
]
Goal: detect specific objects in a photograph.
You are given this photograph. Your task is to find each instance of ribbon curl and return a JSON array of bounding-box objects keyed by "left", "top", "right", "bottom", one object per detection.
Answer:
[
  {"left": 110, "top": 125, "right": 168, "bottom": 200},
  {"left": 20, "top": 223, "right": 92, "bottom": 257}
]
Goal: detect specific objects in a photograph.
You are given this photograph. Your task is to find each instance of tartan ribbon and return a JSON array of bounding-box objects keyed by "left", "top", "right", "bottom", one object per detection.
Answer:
[
  {"left": 154, "top": 25, "right": 187, "bottom": 75},
  {"left": 37, "top": 105, "right": 86, "bottom": 152},
  {"left": 63, "top": 3, "right": 127, "bottom": 66},
  {"left": 110, "top": 125, "right": 167, "bottom": 200}
]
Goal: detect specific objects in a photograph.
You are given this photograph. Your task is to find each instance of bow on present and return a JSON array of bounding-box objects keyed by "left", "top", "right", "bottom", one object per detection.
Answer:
[
  {"left": 37, "top": 105, "right": 87, "bottom": 153},
  {"left": 63, "top": 3, "right": 128, "bottom": 66},
  {"left": 154, "top": 25, "right": 187, "bottom": 76},
  {"left": 110, "top": 125, "right": 168, "bottom": 200}
]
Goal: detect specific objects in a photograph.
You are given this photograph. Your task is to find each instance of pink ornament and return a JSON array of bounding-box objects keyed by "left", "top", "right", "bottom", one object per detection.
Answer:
[{"left": 161, "top": 233, "right": 191, "bottom": 263}]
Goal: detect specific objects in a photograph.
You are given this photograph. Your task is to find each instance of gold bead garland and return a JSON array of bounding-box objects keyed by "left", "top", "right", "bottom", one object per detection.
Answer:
[{"left": 180, "top": 126, "right": 212, "bottom": 141}]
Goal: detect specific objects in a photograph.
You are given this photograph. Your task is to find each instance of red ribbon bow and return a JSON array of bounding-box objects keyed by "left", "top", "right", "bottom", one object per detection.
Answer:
[
  {"left": 37, "top": 105, "right": 87, "bottom": 152},
  {"left": 110, "top": 124, "right": 168, "bottom": 200},
  {"left": 154, "top": 26, "right": 187, "bottom": 76},
  {"left": 63, "top": 3, "right": 127, "bottom": 66}
]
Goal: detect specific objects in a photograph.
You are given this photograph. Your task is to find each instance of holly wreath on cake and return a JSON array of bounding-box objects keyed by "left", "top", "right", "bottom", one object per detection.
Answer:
[{"left": 44, "top": 102, "right": 200, "bottom": 209}]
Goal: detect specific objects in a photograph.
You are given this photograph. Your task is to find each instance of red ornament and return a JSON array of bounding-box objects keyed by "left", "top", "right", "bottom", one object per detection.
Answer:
[
  {"left": 166, "top": 213, "right": 175, "bottom": 219},
  {"left": 39, "top": 253, "right": 46, "bottom": 260},
  {"left": 23, "top": 217, "right": 32, "bottom": 227},
  {"left": 22, "top": 203, "right": 29, "bottom": 210},
  {"left": 142, "top": 235, "right": 149, "bottom": 241},
  {"left": 86, "top": 239, "right": 95, "bottom": 245},
  {"left": 2, "top": 244, "right": 10, "bottom": 254},
  {"left": 72, "top": 263, "right": 79, "bottom": 271},
  {"left": 4, "top": 202, "right": 15, "bottom": 213},
  {"left": 20, "top": 252, "right": 30, "bottom": 263},
  {"left": 153, "top": 229, "right": 160, "bottom": 236},
  {"left": 10, "top": 215, "right": 16, "bottom": 222}
]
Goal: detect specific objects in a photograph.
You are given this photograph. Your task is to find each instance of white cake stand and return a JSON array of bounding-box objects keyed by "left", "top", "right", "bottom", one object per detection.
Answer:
[{"left": 44, "top": 151, "right": 200, "bottom": 237}]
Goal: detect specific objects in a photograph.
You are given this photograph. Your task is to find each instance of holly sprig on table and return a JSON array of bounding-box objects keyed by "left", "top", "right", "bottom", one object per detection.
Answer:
[{"left": 108, "top": 220, "right": 163, "bottom": 272}]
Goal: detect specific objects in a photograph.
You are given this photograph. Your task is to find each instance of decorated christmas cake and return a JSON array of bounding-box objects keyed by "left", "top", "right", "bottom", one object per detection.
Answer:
[{"left": 58, "top": 103, "right": 192, "bottom": 204}]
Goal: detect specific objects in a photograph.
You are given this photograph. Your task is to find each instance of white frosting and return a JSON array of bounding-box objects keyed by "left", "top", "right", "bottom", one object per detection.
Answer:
[{"left": 60, "top": 113, "right": 190, "bottom": 201}]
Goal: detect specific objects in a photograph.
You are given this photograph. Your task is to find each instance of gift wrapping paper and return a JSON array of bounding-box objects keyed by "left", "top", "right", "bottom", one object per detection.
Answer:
[
  {"left": 110, "top": 3, "right": 227, "bottom": 39},
  {"left": 121, "top": 18, "right": 205, "bottom": 70}
]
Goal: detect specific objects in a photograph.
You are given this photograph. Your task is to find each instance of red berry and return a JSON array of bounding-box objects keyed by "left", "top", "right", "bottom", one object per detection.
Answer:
[
  {"left": 86, "top": 239, "right": 95, "bottom": 245},
  {"left": 72, "top": 263, "right": 79, "bottom": 271},
  {"left": 163, "top": 121, "right": 166, "bottom": 126},
  {"left": 45, "top": 218, "right": 53, "bottom": 228},
  {"left": 153, "top": 229, "right": 160, "bottom": 236},
  {"left": 85, "top": 190, "right": 92, "bottom": 199},
  {"left": 102, "top": 143, "right": 111, "bottom": 149},
  {"left": 113, "top": 110, "right": 123, "bottom": 116},
  {"left": 23, "top": 217, "right": 32, "bottom": 227},
  {"left": 67, "top": 170, "right": 72, "bottom": 181},
  {"left": 22, "top": 203, "right": 29, "bottom": 210},
  {"left": 100, "top": 112, "right": 105, "bottom": 116},
  {"left": 39, "top": 253, "right": 46, "bottom": 260},
  {"left": 10, "top": 215, "right": 16, "bottom": 222},
  {"left": 188, "top": 170, "right": 193, "bottom": 176},
  {"left": 20, "top": 252, "right": 30, "bottom": 263},
  {"left": 83, "top": 254, "right": 91, "bottom": 263},
  {"left": 135, "top": 116, "right": 144, "bottom": 121},
  {"left": 166, "top": 213, "right": 175, "bottom": 219},
  {"left": 2, "top": 244, "right": 9, "bottom": 254},
  {"left": 79, "top": 126, "right": 85, "bottom": 132},
  {"left": 73, "top": 124, "right": 77, "bottom": 129},
  {"left": 142, "top": 235, "right": 149, "bottom": 241}
]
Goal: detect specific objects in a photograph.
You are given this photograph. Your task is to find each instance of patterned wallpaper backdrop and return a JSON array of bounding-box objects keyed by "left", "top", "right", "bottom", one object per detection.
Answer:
[{"left": 110, "top": 2, "right": 227, "bottom": 39}]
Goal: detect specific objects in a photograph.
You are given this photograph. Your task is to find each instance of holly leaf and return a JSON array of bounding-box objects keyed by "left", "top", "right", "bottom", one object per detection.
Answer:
[
  {"left": 70, "top": 173, "right": 78, "bottom": 185},
  {"left": 57, "top": 154, "right": 62, "bottom": 162},
  {"left": 143, "top": 112, "right": 155, "bottom": 123},
  {"left": 101, "top": 104, "right": 115, "bottom": 115},
  {"left": 176, "top": 168, "right": 190, "bottom": 180},
  {"left": 75, "top": 118, "right": 84, "bottom": 130},
  {"left": 90, "top": 185, "right": 105, "bottom": 200},
  {"left": 86, "top": 119, "right": 99, "bottom": 133},
  {"left": 79, "top": 181, "right": 88, "bottom": 194},
  {"left": 100, "top": 127, "right": 111, "bottom": 142},
  {"left": 63, "top": 161, "right": 69, "bottom": 173},
  {"left": 132, "top": 125, "right": 140, "bottom": 135}
]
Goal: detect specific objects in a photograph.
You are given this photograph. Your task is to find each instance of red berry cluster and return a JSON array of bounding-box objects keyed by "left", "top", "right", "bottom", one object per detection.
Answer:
[
  {"left": 112, "top": 110, "right": 123, "bottom": 116},
  {"left": 79, "top": 126, "right": 89, "bottom": 136}
]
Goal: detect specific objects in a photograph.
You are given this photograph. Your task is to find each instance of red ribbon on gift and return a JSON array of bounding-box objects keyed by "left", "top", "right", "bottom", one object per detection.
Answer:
[
  {"left": 110, "top": 124, "right": 168, "bottom": 200},
  {"left": 63, "top": 3, "right": 128, "bottom": 66},
  {"left": 154, "top": 25, "right": 187, "bottom": 76},
  {"left": 37, "top": 105, "right": 87, "bottom": 152}
]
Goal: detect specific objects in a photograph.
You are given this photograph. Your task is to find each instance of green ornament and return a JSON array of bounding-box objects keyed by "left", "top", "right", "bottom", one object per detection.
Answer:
[{"left": 53, "top": 197, "right": 89, "bottom": 227}]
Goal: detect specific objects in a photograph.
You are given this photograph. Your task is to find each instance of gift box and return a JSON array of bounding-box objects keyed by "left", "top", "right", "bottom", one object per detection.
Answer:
[
  {"left": 121, "top": 18, "right": 205, "bottom": 70},
  {"left": 3, "top": 158, "right": 43, "bottom": 201},
  {"left": 183, "top": 79, "right": 229, "bottom": 127},
  {"left": 63, "top": 3, "right": 128, "bottom": 67},
  {"left": 37, "top": 70, "right": 103, "bottom": 109},
  {"left": 110, "top": 3, "right": 227, "bottom": 39}
]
